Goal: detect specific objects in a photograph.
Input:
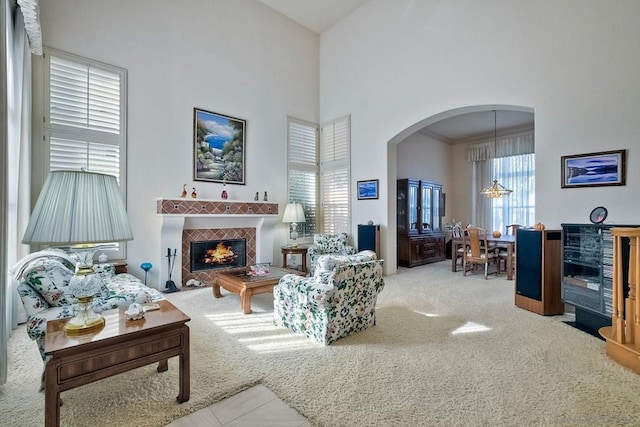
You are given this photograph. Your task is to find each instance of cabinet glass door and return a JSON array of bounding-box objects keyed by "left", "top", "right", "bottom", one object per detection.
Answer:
[
  {"left": 421, "top": 185, "right": 432, "bottom": 231},
  {"left": 561, "top": 225, "right": 603, "bottom": 313},
  {"left": 409, "top": 183, "right": 418, "bottom": 233},
  {"left": 432, "top": 188, "right": 441, "bottom": 231}
]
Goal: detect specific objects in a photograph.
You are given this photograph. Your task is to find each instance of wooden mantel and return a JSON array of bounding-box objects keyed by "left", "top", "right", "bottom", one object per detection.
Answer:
[{"left": 156, "top": 198, "right": 279, "bottom": 216}]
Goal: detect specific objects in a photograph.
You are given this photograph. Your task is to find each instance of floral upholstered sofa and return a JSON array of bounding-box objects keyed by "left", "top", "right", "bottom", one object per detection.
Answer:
[
  {"left": 307, "top": 232, "right": 356, "bottom": 276},
  {"left": 273, "top": 250, "right": 384, "bottom": 345},
  {"left": 13, "top": 249, "right": 163, "bottom": 362}
]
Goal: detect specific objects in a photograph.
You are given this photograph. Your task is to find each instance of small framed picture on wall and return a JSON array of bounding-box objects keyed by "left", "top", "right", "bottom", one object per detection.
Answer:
[{"left": 357, "top": 179, "right": 379, "bottom": 200}]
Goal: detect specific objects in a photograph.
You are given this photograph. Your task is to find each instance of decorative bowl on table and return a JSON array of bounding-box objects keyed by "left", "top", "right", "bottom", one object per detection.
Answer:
[{"left": 248, "top": 264, "right": 270, "bottom": 277}]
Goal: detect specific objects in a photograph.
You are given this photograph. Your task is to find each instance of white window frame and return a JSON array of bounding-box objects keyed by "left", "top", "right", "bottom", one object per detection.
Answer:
[
  {"left": 40, "top": 47, "right": 128, "bottom": 259},
  {"left": 320, "top": 115, "right": 351, "bottom": 234},
  {"left": 286, "top": 116, "right": 319, "bottom": 240}
]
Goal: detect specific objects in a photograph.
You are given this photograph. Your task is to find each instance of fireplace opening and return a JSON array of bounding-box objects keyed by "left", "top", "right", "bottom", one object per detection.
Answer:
[{"left": 190, "top": 239, "right": 247, "bottom": 272}]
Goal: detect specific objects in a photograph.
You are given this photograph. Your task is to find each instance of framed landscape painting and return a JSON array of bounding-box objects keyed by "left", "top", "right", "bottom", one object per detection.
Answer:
[
  {"left": 357, "top": 179, "right": 379, "bottom": 200},
  {"left": 193, "top": 108, "right": 246, "bottom": 184},
  {"left": 561, "top": 149, "right": 626, "bottom": 188}
]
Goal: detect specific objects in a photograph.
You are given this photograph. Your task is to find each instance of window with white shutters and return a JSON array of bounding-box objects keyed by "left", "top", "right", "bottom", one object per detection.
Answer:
[
  {"left": 287, "top": 117, "right": 318, "bottom": 238},
  {"left": 320, "top": 115, "right": 350, "bottom": 234},
  {"left": 42, "top": 48, "right": 127, "bottom": 258}
]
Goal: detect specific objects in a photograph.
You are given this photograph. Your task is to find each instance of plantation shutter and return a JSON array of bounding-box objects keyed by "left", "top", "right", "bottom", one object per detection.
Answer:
[
  {"left": 49, "top": 137, "right": 120, "bottom": 183},
  {"left": 287, "top": 117, "right": 318, "bottom": 237},
  {"left": 43, "top": 48, "right": 127, "bottom": 258},
  {"left": 49, "top": 55, "right": 121, "bottom": 134},
  {"left": 320, "top": 115, "right": 350, "bottom": 234}
]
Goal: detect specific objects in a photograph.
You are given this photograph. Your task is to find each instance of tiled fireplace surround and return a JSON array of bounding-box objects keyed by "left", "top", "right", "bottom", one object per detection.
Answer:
[{"left": 157, "top": 198, "right": 279, "bottom": 290}]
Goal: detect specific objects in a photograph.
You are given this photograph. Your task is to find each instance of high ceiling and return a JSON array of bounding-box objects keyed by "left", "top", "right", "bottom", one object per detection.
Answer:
[
  {"left": 256, "top": 0, "right": 534, "bottom": 142},
  {"left": 256, "top": 0, "right": 369, "bottom": 34}
]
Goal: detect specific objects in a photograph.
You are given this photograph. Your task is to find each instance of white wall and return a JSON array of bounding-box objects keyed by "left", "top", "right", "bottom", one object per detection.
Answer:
[
  {"left": 37, "top": 0, "right": 319, "bottom": 287},
  {"left": 321, "top": 0, "right": 640, "bottom": 273},
  {"left": 396, "top": 132, "right": 453, "bottom": 222}
]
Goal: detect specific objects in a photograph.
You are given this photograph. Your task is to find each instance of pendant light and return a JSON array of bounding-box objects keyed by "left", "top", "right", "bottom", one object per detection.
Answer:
[{"left": 480, "top": 110, "right": 513, "bottom": 198}]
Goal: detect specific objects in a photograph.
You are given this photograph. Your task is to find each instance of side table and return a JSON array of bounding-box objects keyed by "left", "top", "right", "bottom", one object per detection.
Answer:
[{"left": 281, "top": 245, "right": 308, "bottom": 272}]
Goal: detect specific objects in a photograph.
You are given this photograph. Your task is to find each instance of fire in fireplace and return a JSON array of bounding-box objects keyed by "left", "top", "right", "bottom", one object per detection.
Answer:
[{"left": 190, "top": 239, "right": 247, "bottom": 272}]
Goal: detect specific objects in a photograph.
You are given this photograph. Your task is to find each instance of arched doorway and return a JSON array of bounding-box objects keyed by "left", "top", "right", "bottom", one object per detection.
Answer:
[{"left": 386, "top": 105, "right": 534, "bottom": 275}]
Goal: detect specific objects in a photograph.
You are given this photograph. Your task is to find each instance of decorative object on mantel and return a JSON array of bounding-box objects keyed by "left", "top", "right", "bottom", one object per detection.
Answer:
[
  {"left": 221, "top": 181, "right": 228, "bottom": 199},
  {"left": 561, "top": 149, "right": 626, "bottom": 189},
  {"left": 181, "top": 184, "right": 187, "bottom": 198},
  {"left": 193, "top": 107, "right": 246, "bottom": 184},
  {"left": 191, "top": 187, "right": 197, "bottom": 198},
  {"left": 481, "top": 110, "right": 513, "bottom": 198},
  {"left": 264, "top": 191, "right": 268, "bottom": 201},
  {"left": 254, "top": 192, "right": 259, "bottom": 201},
  {"left": 283, "top": 203, "right": 306, "bottom": 247},
  {"left": 534, "top": 222, "right": 546, "bottom": 231}
]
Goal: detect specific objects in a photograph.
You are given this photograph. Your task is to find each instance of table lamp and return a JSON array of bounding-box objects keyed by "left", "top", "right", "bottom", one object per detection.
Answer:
[
  {"left": 282, "top": 203, "right": 306, "bottom": 247},
  {"left": 22, "top": 170, "right": 133, "bottom": 334}
]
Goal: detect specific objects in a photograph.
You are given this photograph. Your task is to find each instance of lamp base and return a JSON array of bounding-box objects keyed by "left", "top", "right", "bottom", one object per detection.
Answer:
[{"left": 64, "top": 296, "right": 105, "bottom": 335}]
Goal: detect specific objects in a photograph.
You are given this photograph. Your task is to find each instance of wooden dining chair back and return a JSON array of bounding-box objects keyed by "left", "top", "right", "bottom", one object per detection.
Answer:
[
  {"left": 463, "top": 227, "right": 499, "bottom": 279},
  {"left": 452, "top": 224, "right": 465, "bottom": 270}
]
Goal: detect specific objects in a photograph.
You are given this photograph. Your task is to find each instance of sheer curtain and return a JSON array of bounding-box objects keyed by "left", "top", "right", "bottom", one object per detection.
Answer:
[
  {"left": 2, "top": 0, "right": 37, "bottom": 385},
  {"left": 469, "top": 133, "right": 535, "bottom": 231}
]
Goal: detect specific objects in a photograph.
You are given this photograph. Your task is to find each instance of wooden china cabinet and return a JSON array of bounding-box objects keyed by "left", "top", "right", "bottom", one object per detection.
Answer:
[{"left": 397, "top": 179, "right": 446, "bottom": 267}]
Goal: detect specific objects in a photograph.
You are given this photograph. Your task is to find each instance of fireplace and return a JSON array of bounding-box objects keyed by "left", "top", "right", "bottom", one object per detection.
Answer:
[{"left": 190, "top": 239, "right": 247, "bottom": 272}]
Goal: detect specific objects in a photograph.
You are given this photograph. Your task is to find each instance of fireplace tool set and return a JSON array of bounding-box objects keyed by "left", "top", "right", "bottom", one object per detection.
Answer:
[{"left": 164, "top": 248, "right": 179, "bottom": 293}]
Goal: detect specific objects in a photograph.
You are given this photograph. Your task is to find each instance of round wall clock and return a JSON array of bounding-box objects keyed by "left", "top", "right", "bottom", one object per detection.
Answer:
[{"left": 589, "top": 206, "right": 608, "bottom": 224}]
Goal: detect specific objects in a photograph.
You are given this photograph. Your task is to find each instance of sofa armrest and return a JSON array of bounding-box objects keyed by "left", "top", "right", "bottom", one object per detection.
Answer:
[{"left": 276, "top": 274, "right": 335, "bottom": 307}]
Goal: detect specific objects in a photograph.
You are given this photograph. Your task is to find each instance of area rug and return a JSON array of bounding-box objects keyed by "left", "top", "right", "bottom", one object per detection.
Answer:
[{"left": 4, "top": 261, "right": 640, "bottom": 426}]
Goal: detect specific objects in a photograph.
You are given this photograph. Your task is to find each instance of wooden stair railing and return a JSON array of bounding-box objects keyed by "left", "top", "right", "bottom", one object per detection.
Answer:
[{"left": 599, "top": 227, "right": 640, "bottom": 373}]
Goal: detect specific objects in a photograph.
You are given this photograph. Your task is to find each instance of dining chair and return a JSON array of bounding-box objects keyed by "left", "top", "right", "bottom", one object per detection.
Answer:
[
  {"left": 452, "top": 224, "right": 465, "bottom": 270},
  {"left": 463, "top": 227, "right": 499, "bottom": 279},
  {"left": 498, "top": 224, "right": 521, "bottom": 272}
]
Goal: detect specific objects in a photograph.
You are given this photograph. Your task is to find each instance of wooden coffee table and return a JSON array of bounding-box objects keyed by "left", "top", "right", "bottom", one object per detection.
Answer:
[
  {"left": 44, "top": 300, "right": 190, "bottom": 427},
  {"left": 213, "top": 266, "right": 305, "bottom": 314}
]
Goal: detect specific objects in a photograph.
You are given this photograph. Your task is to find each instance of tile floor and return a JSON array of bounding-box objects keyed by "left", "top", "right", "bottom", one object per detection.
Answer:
[{"left": 166, "top": 384, "right": 310, "bottom": 427}]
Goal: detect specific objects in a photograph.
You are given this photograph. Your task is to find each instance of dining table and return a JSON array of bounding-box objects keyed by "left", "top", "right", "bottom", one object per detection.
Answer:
[{"left": 451, "top": 234, "right": 516, "bottom": 280}]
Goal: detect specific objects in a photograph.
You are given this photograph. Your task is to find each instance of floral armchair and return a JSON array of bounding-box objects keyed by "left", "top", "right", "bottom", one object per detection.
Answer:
[
  {"left": 13, "top": 250, "right": 163, "bottom": 363},
  {"left": 273, "top": 251, "right": 384, "bottom": 345},
  {"left": 307, "top": 232, "right": 356, "bottom": 275}
]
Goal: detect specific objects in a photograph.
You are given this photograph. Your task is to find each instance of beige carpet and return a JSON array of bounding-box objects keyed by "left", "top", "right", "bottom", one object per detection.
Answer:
[{"left": 3, "top": 261, "right": 640, "bottom": 426}]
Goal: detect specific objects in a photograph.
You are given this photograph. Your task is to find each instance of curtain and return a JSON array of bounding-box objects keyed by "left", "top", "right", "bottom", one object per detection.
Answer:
[
  {"left": 2, "top": 0, "right": 34, "bottom": 385},
  {"left": 469, "top": 132, "right": 535, "bottom": 231}
]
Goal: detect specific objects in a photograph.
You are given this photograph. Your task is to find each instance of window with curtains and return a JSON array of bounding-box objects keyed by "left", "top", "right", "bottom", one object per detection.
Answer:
[
  {"left": 489, "top": 153, "right": 535, "bottom": 232},
  {"left": 287, "top": 117, "right": 318, "bottom": 238},
  {"left": 469, "top": 132, "right": 535, "bottom": 232},
  {"left": 42, "top": 48, "right": 127, "bottom": 258},
  {"left": 320, "top": 115, "right": 350, "bottom": 234}
]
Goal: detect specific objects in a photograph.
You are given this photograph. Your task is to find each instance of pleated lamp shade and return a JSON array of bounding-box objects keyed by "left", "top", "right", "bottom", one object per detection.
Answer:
[{"left": 22, "top": 170, "right": 133, "bottom": 245}]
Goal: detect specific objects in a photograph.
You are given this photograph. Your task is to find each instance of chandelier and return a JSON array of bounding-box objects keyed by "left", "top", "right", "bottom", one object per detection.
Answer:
[{"left": 481, "top": 110, "right": 513, "bottom": 198}]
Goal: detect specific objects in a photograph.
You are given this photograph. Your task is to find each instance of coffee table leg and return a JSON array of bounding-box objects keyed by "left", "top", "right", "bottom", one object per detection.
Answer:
[
  {"left": 177, "top": 326, "right": 190, "bottom": 403},
  {"left": 212, "top": 279, "right": 223, "bottom": 298},
  {"left": 45, "top": 360, "right": 61, "bottom": 427},
  {"left": 157, "top": 359, "right": 168, "bottom": 372},
  {"left": 240, "top": 288, "right": 253, "bottom": 314}
]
